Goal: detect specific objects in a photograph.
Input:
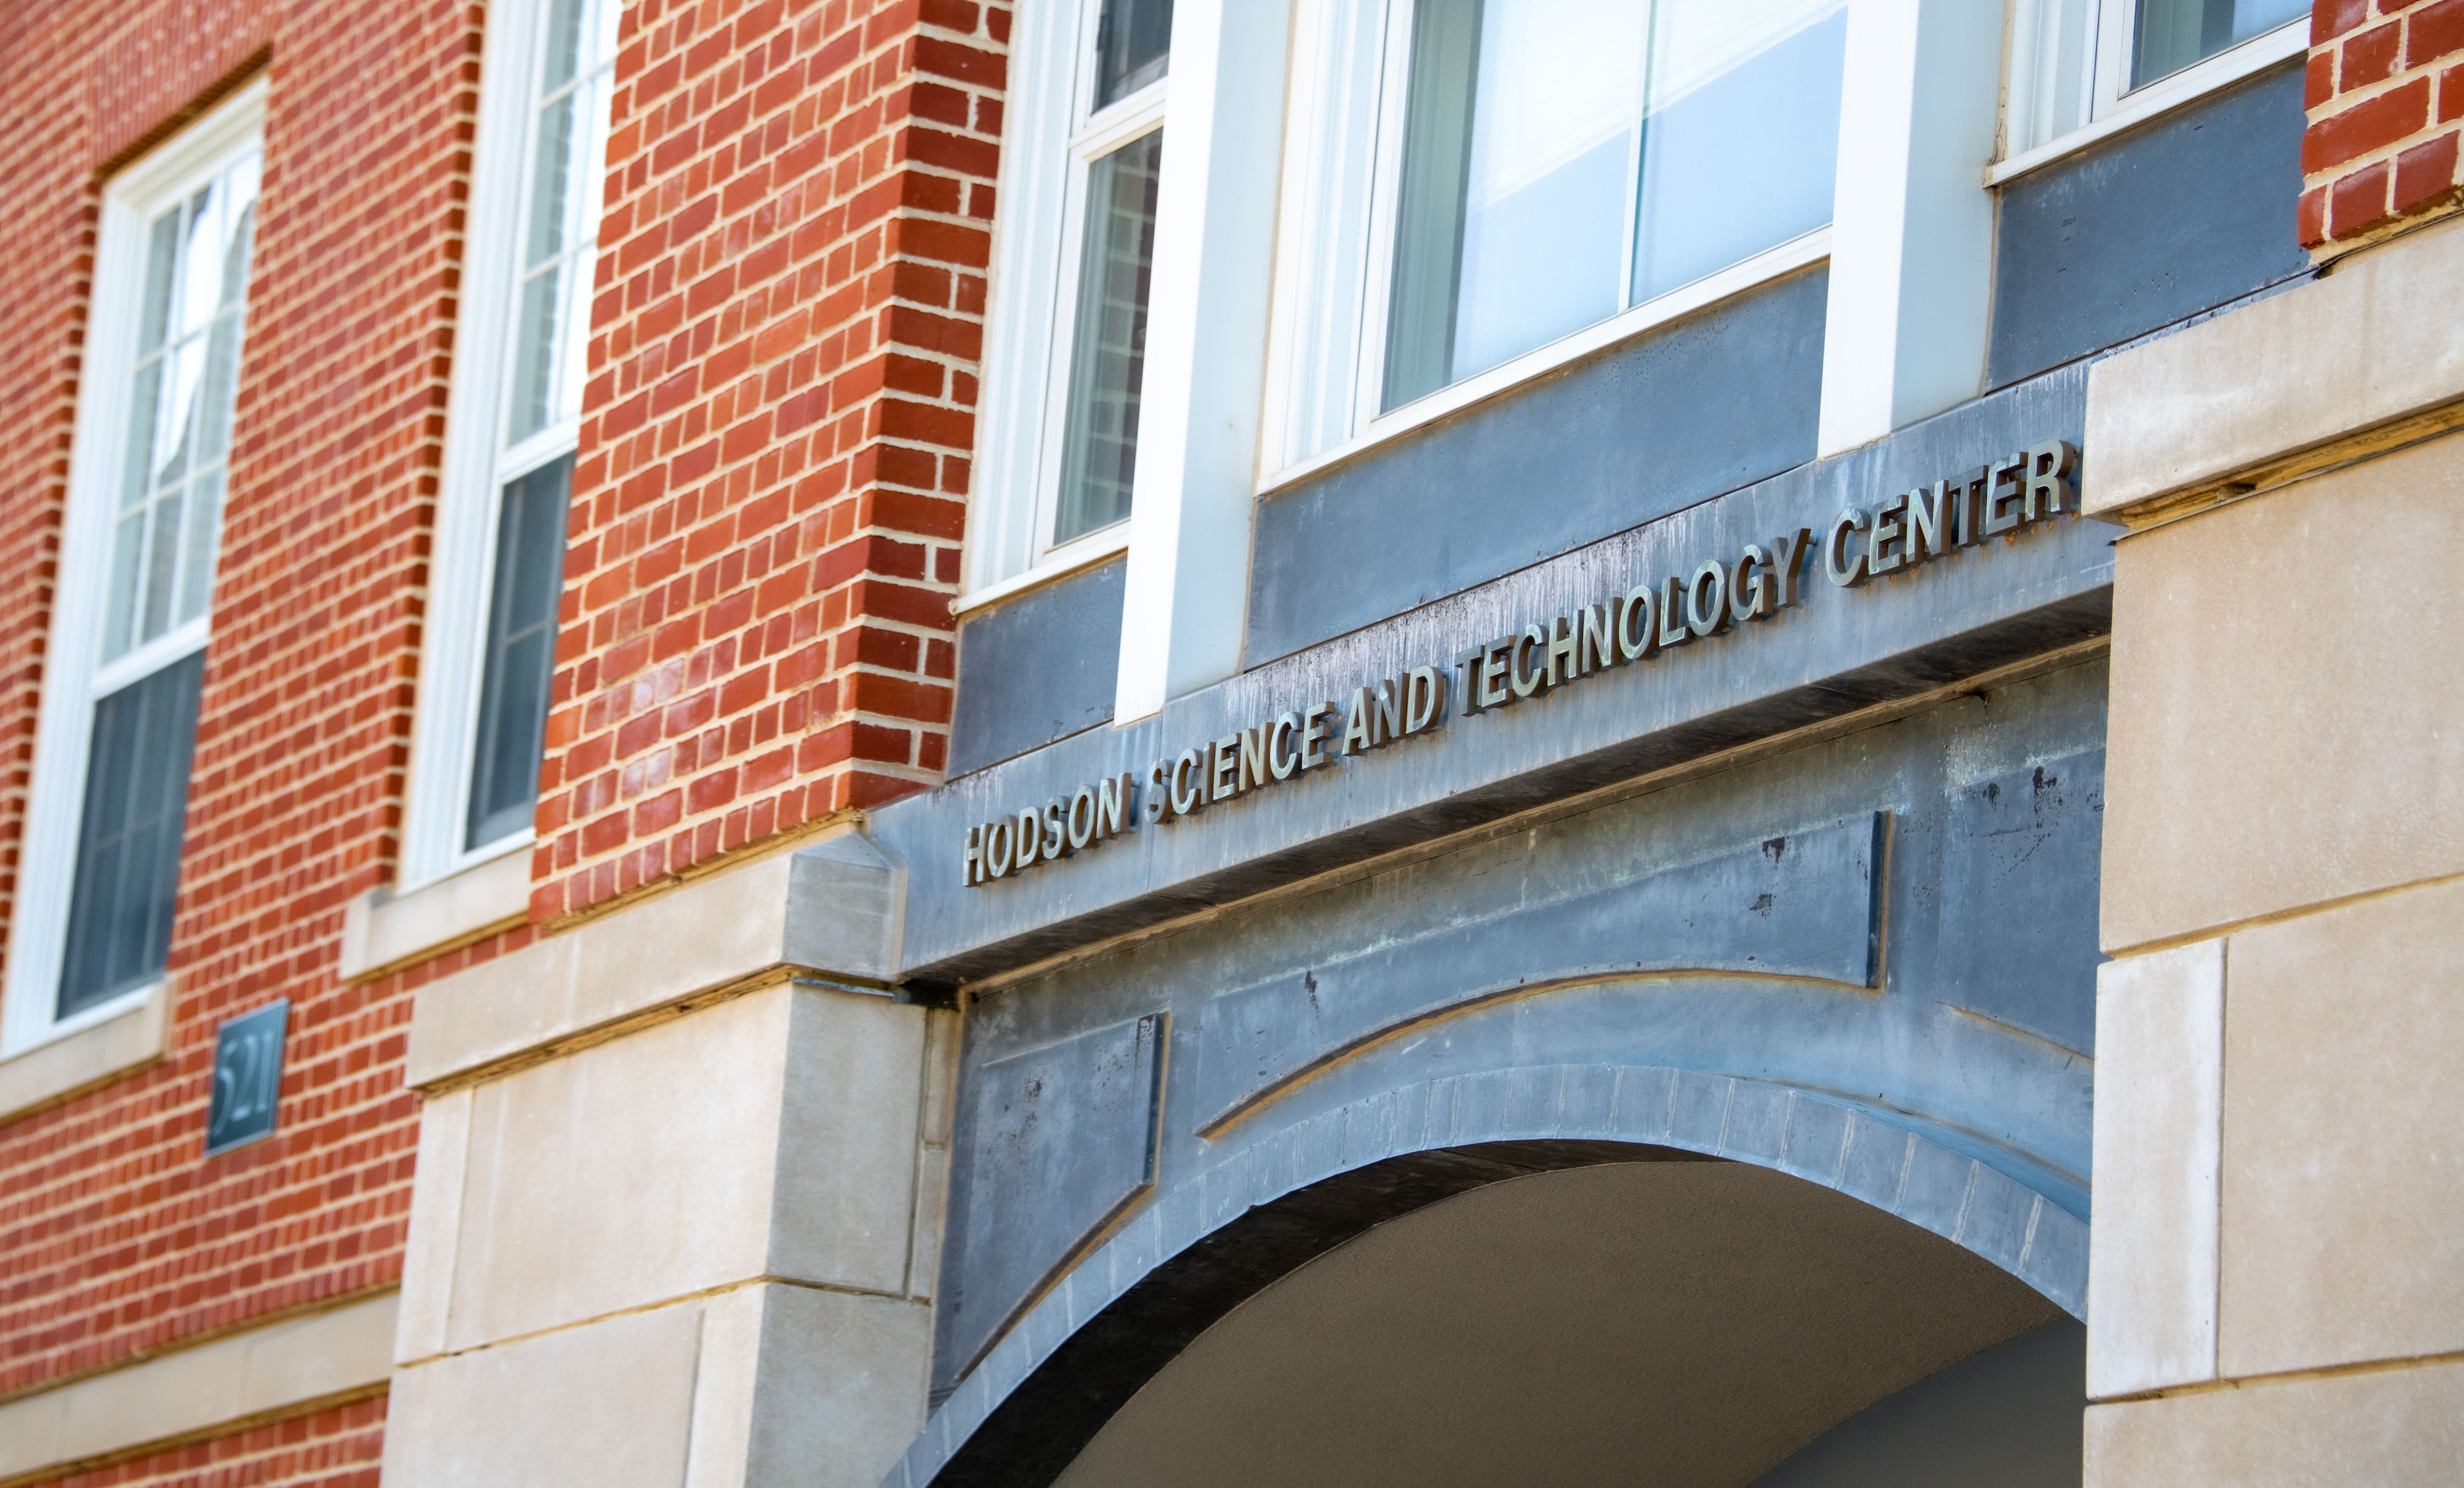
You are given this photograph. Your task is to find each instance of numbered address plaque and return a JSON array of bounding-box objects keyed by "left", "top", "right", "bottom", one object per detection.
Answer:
[{"left": 204, "top": 998, "right": 288, "bottom": 1156}]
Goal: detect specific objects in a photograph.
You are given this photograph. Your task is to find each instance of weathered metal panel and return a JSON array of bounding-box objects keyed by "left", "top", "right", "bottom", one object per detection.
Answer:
[
  {"left": 1192, "top": 814, "right": 1884, "bottom": 1132},
  {"left": 944, "top": 1013, "right": 1165, "bottom": 1378},
  {"left": 1245, "top": 267, "right": 1827, "bottom": 668},
  {"left": 929, "top": 659, "right": 2110, "bottom": 1393},
  {"left": 1988, "top": 60, "right": 2309, "bottom": 389},
  {"left": 870, "top": 361, "right": 2102, "bottom": 986},
  {"left": 948, "top": 556, "right": 1126, "bottom": 778}
]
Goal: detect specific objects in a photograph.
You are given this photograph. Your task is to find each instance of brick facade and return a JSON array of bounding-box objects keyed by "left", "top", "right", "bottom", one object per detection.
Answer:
[
  {"left": 49, "top": 1397, "right": 385, "bottom": 1488},
  {"left": 534, "top": 0, "right": 1009, "bottom": 923},
  {"left": 0, "top": 0, "right": 1001, "bottom": 1476},
  {"left": 0, "top": 0, "right": 475, "bottom": 1410},
  {"left": 2301, "top": 0, "right": 2464, "bottom": 247}
]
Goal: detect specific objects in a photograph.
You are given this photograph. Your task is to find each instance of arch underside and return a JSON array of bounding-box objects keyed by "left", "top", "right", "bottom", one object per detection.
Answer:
[{"left": 885, "top": 1064, "right": 2087, "bottom": 1488}]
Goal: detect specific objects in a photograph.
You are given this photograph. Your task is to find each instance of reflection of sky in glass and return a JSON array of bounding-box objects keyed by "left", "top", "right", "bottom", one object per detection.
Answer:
[
  {"left": 505, "top": 0, "right": 619, "bottom": 446},
  {"left": 107, "top": 152, "right": 257, "bottom": 663},
  {"left": 1444, "top": 0, "right": 1842, "bottom": 385}
]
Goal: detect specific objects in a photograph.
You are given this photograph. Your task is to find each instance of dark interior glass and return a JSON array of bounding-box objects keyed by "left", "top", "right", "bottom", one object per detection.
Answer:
[
  {"left": 1094, "top": 0, "right": 1174, "bottom": 110},
  {"left": 58, "top": 649, "right": 205, "bottom": 1018},
  {"left": 466, "top": 455, "right": 571, "bottom": 851},
  {"left": 1054, "top": 131, "right": 1164, "bottom": 546}
]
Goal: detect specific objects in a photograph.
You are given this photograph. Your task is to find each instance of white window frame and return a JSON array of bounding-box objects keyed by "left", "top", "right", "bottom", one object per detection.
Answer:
[
  {"left": 959, "top": 0, "right": 1170, "bottom": 616},
  {"left": 403, "top": 0, "right": 610, "bottom": 890},
  {"left": 1994, "top": 0, "right": 2310, "bottom": 185},
  {"left": 1256, "top": 0, "right": 1844, "bottom": 497},
  {"left": 3, "top": 82, "right": 266, "bottom": 1057}
]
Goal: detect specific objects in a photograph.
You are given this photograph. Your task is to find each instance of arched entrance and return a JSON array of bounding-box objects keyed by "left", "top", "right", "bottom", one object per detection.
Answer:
[
  {"left": 1057, "top": 1157, "right": 2080, "bottom": 1487},
  {"left": 890, "top": 1067, "right": 2087, "bottom": 1488}
]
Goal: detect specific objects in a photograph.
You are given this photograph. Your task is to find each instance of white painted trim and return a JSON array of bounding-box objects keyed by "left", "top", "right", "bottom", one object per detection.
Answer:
[
  {"left": 1816, "top": 0, "right": 2003, "bottom": 456},
  {"left": 338, "top": 843, "right": 532, "bottom": 982},
  {"left": 404, "top": 0, "right": 607, "bottom": 889},
  {"left": 947, "top": 523, "right": 1129, "bottom": 618},
  {"left": 3, "top": 82, "right": 266, "bottom": 1060},
  {"left": 961, "top": 0, "right": 1169, "bottom": 602},
  {"left": 0, "top": 1292, "right": 397, "bottom": 1484},
  {"left": 1256, "top": 0, "right": 1395, "bottom": 479},
  {"left": 1989, "top": 16, "right": 2310, "bottom": 185},
  {"left": 0, "top": 981, "right": 170, "bottom": 1124},
  {"left": 1262, "top": 228, "right": 1834, "bottom": 497},
  {"left": 963, "top": 0, "right": 1087, "bottom": 596},
  {"left": 1027, "top": 106, "right": 1167, "bottom": 563},
  {"left": 1110, "top": 0, "right": 1289, "bottom": 721}
]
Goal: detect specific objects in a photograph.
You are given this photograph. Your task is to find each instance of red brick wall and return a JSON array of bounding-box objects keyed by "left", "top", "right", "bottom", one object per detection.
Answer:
[
  {"left": 2301, "top": 0, "right": 2464, "bottom": 247},
  {"left": 3, "top": 0, "right": 1009, "bottom": 1462},
  {"left": 0, "top": 0, "right": 478, "bottom": 1404},
  {"left": 534, "top": 0, "right": 1009, "bottom": 922},
  {"left": 50, "top": 1396, "right": 385, "bottom": 1488}
]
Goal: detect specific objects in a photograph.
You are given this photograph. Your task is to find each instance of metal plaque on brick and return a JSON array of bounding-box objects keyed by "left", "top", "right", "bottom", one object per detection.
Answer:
[{"left": 204, "top": 999, "right": 288, "bottom": 1156}]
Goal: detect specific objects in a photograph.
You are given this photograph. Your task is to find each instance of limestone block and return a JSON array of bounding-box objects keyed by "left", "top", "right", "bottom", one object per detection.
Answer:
[
  {"left": 684, "top": 1283, "right": 934, "bottom": 1488},
  {"left": 2083, "top": 213, "right": 2464, "bottom": 518},
  {"left": 408, "top": 829, "right": 904, "bottom": 1089},
  {"left": 392, "top": 1086, "right": 470, "bottom": 1364},
  {"left": 2218, "top": 880, "right": 2464, "bottom": 1377},
  {"left": 383, "top": 1302, "right": 702, "bottom": 1488},
  {"left": 441, "top": 985, "right": 924, "bottom": 1352},
  {"left": 2083, "top": 1357, "right": 2464, "bottom": 1486},
  {"left": 2087, "top": 941, "right": 2222, "bottom": 1398},
  {"left": 2101, "top": 439, "right": 2464, "bottom": 951}
]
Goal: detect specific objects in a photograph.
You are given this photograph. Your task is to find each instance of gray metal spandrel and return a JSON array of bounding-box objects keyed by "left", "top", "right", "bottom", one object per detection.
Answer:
[
  {"left": 1244, "top": 266, "right": 1829, "bottom": 667},
  {"left": 870, "top": 362, "right": 2102, "bottom": 984},
  {"left": 1989, "top": 58, "right": 2310, "bottom": 389},
  {"left": 1191, "top": 812, "right": 1884, "bottom": 1133}
]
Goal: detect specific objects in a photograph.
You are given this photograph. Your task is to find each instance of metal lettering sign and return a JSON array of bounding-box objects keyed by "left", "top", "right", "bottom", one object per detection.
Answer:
[
  {"left": 204, "top": 998, "right": 289, "bottom": 1156},
  {"left": 961, "top": 441, "right": 2080, "bottom": 886}
]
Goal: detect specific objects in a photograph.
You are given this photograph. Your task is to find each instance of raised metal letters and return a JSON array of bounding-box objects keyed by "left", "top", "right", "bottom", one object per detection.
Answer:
[{"left": 959, "top": 441, "right": 2083, "bottom": 883}]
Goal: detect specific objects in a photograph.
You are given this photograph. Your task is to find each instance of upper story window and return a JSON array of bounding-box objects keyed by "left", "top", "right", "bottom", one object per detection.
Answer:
[
  {"left": 2003, "top": 0, "right": 2310, "bottom": 166},
  {"left": 3, "top": 83, "right": 263, "bottom": 1054},
  {"left": 406, "top": 0, "right": 617, "bottom": 887},
  {"left": 965, "top": 0, "right": 1174, "bottom": 599},
  {"left": 1380, "top": 0, "right": 1845, "bottom": 411},
  {"left": 1258, "top": 0, "right": 1846, "bottom": 481}
]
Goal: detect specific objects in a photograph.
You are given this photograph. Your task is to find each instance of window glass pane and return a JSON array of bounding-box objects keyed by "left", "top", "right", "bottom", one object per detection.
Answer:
[
  {"left": 105, "top": 154, "right": 256, "bottom": 662},
  {"left": 504, "top": 0, "right": 617, "bottom": 447},
  {"left": 1095, "top": 0, "right": 1174, "bottom": 109},
  {"left": 2132, "top": 0, "right": 2308, "bottom": 88},
  {"left": 1384, "top": 0, "right": 1842, "bottom": 411},
  {"left": 1054, "top": 129, "right": 1163, "bottom": 547},
  {"left": 466, "top": 455, "right": 572, "bottom": 851},
  {"left": 1632, "top": 4, "right": 1844, "bottom": 304},
  {"left": 58, "top": 650, "right": 205, "bottom": 1018}
]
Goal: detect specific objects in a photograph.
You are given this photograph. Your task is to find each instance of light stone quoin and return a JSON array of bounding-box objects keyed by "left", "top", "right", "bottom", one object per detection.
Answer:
[{"left": 956, "top": 440, "right": 2080, "bottom": 885}]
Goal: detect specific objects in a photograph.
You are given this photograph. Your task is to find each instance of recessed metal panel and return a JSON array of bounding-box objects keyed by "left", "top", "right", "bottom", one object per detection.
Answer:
[
  {"left": 1194, "top": 813, "right": 1885, "bottom": 1133},
  {"left": 948, "top": 1013, "right": 1167, "bottom": 1376}
]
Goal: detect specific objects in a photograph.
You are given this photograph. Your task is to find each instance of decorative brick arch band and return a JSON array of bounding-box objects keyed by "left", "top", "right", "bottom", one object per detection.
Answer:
[{"left": 884, "top": 1063, "right": 2088, "bottom": 1488}]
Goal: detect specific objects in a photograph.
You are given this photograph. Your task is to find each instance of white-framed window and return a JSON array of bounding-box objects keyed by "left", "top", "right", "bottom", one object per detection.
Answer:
[
  {"left": 963, "top": 0, "right": 1175, "bottom": 609},
  {"left": 403, "top": 0, "right": 617, "bottom": 889},
  {"left": 1999, "top": 0, "right": 2311, "bottom": 180},
  {"left": 2, "top": 82, "right": 264, "bottom": 1055},
  {"left": 1260, "top": 0, "right": 1848, "bottom": 487}
]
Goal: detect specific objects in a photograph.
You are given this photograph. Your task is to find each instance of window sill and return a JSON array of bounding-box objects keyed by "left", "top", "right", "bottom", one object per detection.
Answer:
[
  {"left": 1987, "top": 19, "right": 2310, "bottom": 188},
  {"left": 340, "top": 847, "right": 532, "bottom": 982},
  {"left": 1256, "top": 227, "right": 1834, "bottom": 499},
  {"left": 0, "top": 981, "right": 171, "bottom": 1124},
  {"left": 951, "top": 523, "right": 1132, "bottom": 618}
]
